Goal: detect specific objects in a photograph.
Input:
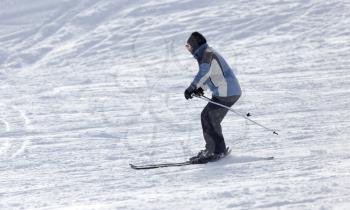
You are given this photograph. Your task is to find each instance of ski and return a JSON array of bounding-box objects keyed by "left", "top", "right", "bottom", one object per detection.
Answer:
[
  {"left": 130, "top": 148, "right": 233, "bottom": 170},
  {"left": 129, "top": 154, "right": 274, "bottom": 170},
  {"left": 130, "top": 161, "right": 192, "bottom": 170}
]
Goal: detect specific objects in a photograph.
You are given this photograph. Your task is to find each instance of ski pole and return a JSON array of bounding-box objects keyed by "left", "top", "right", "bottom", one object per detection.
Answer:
[{"left": 194, "top": 95, "right": 279, "bottom": 135}]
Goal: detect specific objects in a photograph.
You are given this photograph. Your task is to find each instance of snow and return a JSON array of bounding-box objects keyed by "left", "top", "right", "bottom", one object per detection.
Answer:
[{"left": 1, "top": 0, "right": 350, "bottom": 209}]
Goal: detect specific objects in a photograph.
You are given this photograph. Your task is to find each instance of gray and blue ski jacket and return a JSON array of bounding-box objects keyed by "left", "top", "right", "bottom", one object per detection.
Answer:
[{"left": 191, "top": 43, "right": 241, "bottom": 97}]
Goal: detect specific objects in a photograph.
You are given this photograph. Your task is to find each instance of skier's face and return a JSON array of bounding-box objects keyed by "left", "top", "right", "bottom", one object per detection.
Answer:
[{"left": 185, "top": 43, "right": 193, "bottom": 53}]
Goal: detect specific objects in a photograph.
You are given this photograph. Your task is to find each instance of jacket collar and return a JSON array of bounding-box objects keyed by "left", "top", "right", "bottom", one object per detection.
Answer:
[{"left": 193, "top": 43, "right": 208, "bottom": 60}]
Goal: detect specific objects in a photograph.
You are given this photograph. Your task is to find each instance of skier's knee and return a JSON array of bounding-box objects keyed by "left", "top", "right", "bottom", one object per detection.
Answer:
[
  {"left": 207, "top": 111, "right": 217, "bottom": 123},
  {"left": 201, "top": 109, "right": 208, "bottom": 121}
]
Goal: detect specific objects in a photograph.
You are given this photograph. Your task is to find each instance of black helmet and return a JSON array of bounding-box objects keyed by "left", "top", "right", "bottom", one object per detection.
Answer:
[{"left": 187, "top": 32, "right": 207, "bottom": 53}]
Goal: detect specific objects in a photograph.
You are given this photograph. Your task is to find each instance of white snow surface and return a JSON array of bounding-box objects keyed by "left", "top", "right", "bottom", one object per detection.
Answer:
[{"left": 1, "top": 0, "right": 350, "bottom": 209}]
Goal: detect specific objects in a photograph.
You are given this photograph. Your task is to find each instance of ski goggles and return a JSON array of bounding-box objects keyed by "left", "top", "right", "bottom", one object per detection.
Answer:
[{"left": 185, "top": 43, "right": 192, "bottom": 51}]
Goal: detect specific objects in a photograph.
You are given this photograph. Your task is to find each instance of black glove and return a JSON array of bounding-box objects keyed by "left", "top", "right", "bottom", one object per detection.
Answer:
[
  {"left": 193, "top": 87, "right": 204, "bottom": 96},
  {"left": 184, "top": 84, "right": 196, "bottom": 100}
]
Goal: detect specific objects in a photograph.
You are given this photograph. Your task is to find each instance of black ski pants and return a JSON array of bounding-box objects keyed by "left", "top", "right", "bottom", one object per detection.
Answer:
[{"left": 201, "top": 95, "right": 240, "bottom": 154}]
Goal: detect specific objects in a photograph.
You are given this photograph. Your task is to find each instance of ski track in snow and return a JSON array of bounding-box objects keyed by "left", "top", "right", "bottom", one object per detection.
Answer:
[{"left": 0, "top": 0, "right": 350, "bottom": 209}]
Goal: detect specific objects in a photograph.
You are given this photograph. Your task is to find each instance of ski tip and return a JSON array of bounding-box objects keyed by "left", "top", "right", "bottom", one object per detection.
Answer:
[{"left": 130, "top": 164, "right": 146, "bottom": 170}]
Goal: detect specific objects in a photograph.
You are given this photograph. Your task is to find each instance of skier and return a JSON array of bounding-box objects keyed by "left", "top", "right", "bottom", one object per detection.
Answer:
[{"left": 184, "top": 32, "right": 242, "bottom": 164}]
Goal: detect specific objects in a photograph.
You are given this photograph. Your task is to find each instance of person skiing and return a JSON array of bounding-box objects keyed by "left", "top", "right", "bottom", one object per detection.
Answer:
[{"left": 184, "top": 32, "right": 242, "bottom": 164}]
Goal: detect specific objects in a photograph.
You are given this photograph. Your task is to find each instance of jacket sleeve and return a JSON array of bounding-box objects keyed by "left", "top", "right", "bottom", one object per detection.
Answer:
[{"left": 191, "top": 51, "right": 213, "bottom": 88}]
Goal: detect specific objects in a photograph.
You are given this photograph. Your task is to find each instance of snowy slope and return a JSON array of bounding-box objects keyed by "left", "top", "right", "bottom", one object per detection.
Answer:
[{"left": 1, "top": 0, "right": 350, "bottom": 209}]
